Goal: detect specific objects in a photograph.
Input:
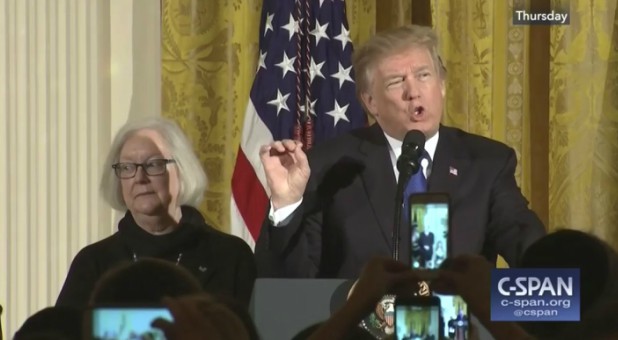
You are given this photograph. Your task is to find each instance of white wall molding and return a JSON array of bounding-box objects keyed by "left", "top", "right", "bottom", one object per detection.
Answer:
[{"left": 0, "top": 0, "right": 161, "bottom": 337}]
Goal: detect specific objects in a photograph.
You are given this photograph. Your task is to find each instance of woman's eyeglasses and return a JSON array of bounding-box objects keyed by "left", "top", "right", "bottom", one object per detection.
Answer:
[{"left": 112, "top": 159, "right": 176, "bottom": 179}]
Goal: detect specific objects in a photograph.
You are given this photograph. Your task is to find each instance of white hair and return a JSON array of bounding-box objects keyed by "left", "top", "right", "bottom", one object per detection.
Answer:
[{"left": 100, "top": 116, "right": 207, "bottom": 211}]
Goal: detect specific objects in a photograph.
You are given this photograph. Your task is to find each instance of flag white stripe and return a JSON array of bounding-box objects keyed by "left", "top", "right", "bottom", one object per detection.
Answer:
[
  {"left": 239, "top": 100, "right": 273, "bottom": 197},
  {"left": 230, "top": 197, "right": 256, "bottom": 250}
]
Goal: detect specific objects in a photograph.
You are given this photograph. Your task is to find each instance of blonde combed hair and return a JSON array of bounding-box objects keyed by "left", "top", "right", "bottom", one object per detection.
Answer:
[{"left": 352, "top": 25, "right": 446, "bottom": 109}]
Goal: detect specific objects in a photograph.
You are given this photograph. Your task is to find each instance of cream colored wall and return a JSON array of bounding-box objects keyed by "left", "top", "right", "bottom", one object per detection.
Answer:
[{"left": 0, "top": 0, "right": 161, "bottom": 338}]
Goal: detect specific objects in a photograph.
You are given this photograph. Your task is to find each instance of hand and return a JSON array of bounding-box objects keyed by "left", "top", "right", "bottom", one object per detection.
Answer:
[
  {"left": 432, "top": 255, "right": 493, "bottom": 320},
  {"left": 259, "top": 139, "right": 310, "bottom": 209},
  {"left": 433, "top": 255, "right": 533, "bottom": 340},
  {"left": 348, "top": 257, "right": 423, "bottom": 313},
  {"left": 151, "top": 295, "right": 249, "bottom": 340},
  {"left": 307, "top": 258, "right": 426, "bottom": 340}
]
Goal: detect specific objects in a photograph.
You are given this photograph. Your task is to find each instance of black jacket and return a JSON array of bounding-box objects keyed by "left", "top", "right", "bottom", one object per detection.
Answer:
[
  {"left": 56, "top": 206, "right": 256, "bottom": 307},
  {"left": 255, "top": 124, "right": 546, "bottom": 278}
]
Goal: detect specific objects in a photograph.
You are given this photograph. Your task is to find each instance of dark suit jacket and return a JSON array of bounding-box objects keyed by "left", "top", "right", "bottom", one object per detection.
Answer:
[
  {"left": 255, "top": 124, "right": 546, "bottom": 278},
  {"left": 418, "top": 231, "right": 435, "bottom": 264}
]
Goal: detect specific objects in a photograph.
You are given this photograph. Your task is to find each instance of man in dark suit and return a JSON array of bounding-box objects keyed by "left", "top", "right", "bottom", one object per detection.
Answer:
[
  {"left": 254, "top": 24, "right": 545, "bottom": 278},
  {"left": 418, "top": 228, "right": 435, "bottom": 268}
]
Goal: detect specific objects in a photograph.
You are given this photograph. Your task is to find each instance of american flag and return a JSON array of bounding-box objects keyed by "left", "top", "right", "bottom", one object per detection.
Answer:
[{"left": 230, "top": 0, "right": 367, "bottom": 248}]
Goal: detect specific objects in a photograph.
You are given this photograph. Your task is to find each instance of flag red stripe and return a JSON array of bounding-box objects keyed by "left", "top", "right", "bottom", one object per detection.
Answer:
[{"left": 231, "top": 147, "right": 269, "bottom": 241}]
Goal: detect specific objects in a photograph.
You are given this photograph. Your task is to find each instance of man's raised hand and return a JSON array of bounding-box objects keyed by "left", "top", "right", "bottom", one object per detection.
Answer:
[{"left": 259, "top": 139, "right": 311, "bottom": 210}]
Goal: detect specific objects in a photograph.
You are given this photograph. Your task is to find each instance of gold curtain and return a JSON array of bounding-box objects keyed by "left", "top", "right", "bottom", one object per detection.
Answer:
[
  {"left": 431, "top": 0, "right": 618, "bottom": 250},
  {"left": 412, "top": 205, "right": 428, "bottom": 232},
  {"left": 161, "top": 0, "right": 262, "bottom": 229},
  {"left": 431, "top": 0, "right": 536, "bottom": 213},
  {"left": 346, "top": 0, "right": 415, "bottom": 44},
  {"left": 405, "top": 309, "right": 432, "bottom": 335},
  {"left": 430, "top": 0, "right": 538, "bottom": 267},
  {"left": 548, "top": 0, "right": 618, "bottom": 246},
  {"left": 161, "top": 0, "right": 414, "bottom": 232}
]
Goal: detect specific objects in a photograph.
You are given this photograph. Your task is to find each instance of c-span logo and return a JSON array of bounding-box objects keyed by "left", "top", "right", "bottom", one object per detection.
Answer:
[{"left": 491, "top": 268, "right": 580, "bottom": 321}]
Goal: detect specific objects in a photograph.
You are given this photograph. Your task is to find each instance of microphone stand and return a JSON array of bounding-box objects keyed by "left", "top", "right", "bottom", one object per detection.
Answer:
[
  {"left": 392, "top": 170, "right": 409, "bottom": 261},
  {"left": 393, "top": 155, "right": 428, "bottom": 297},
  {"left": 392, "top": 155, "right": 418, "bottom": 261}
]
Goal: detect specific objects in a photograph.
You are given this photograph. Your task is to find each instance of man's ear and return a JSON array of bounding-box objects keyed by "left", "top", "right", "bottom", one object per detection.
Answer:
[
  {"left": 361, "top": 91, "right": 379, "bottom": 118},
  {"left": 440, "top": 79, "right": 446, "bottom": 98}
]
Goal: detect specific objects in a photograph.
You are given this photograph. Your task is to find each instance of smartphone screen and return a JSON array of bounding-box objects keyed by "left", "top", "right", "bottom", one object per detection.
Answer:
[
  {"left": 409, "top": 193, "right": 450, "bottom": 270},
  {"left": 90, "top": 306, "right": 172, "bottom": 340},
  {"left": 434, "top": 293, "right": 470, "bottom": 340},
  {"left": 395, "top": 297, "right": 441, "bottom": 340}
]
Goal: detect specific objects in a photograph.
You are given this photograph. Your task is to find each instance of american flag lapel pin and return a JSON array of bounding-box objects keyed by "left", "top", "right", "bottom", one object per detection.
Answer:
[{"left": 449, "top": 166, "right": 458, "bottom": 176}]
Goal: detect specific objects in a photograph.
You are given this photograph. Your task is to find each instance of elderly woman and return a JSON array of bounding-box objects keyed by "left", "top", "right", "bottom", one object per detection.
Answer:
[{"left": 56, "top": 117, "right": 256, "bottom": 307}]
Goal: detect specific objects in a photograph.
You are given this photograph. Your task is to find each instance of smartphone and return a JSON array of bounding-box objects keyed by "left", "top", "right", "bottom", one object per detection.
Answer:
[
  {"left": 408, "top": 193, "right": 451, "bottom": 270},
  {"left": 395, "top": 296, "right": 441, "bottom": 340},
  {"left": 434, "top": 293, "right": 470, "bottom": 340},
  {"left": 85, "top": 306, "right": 173, "bottom": 340}
]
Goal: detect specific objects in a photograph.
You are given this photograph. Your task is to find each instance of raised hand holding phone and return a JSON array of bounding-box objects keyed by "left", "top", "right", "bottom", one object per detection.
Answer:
[{"left": 151, "top": 295, "right": 249, "bottom": 340}]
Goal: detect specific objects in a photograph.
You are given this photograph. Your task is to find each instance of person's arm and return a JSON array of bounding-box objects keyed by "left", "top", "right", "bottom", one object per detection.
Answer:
[
  {"left": 308, "top": 257, "right": 422, "bottom": 340},
  {"left": 56, "top": 248, "right": 100, "bottom": 307},
  {"left": 486, "top": 148, "right": 546, "bottom": 266},
  {"left": 254, "top": 140, "right": 323, "bottom": 278},
  {"left": 152, "top": 295, "right": 250, "bottom": 340},
  {"left": 254, "top": 191, "right": 323, "bottom": 278},
  {"left": 307, "top": 294, "right": 374, "bottom": 340},
  {"left": 434, "top": 255, "right": 534, "bottom": 340}
]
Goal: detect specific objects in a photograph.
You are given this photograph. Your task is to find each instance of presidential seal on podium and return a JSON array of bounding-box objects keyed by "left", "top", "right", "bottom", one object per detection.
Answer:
[{"left": 348, "top": 280, "right": 430, "bottom": 339}]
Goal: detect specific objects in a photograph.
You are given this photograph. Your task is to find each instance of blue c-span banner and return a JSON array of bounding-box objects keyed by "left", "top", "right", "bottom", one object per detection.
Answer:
[{"left": 491, "top": 268, "right": 580, "bottom": 321}]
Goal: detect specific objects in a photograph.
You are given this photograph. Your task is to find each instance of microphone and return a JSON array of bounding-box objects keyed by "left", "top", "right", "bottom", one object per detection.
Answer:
[
  {"left": 392, "top": 130, "right": 426, "bottom": 261},
  {"left": 397, "top": 130, "right": 426, "bottom": 178}
]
